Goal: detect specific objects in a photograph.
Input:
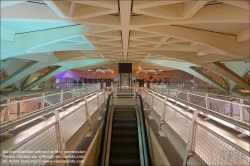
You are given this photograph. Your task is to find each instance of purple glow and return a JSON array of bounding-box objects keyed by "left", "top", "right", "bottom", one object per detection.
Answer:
[
  {"left": 56, "top": 70, "right": 82, "bottom": 80},
  {"left": 56, "top": 71, "right": 66, "bottom": 79}
]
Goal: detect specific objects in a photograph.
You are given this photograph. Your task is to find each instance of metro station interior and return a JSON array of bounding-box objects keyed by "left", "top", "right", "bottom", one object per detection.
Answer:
[{"left": 0, "top": 0, "right": 249, "bottom": 166}]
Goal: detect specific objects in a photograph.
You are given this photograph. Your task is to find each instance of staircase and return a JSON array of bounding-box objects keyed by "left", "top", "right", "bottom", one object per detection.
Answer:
[{"left": 109, "top": 105, "right": 140, "bottom": 166}]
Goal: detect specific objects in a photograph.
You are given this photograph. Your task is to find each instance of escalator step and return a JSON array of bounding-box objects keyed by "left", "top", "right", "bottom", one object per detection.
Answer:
[
  {"left": 109, "top": 155, "right": 140, "bottom": 166},
  {"left": 110, "top": 145, "right": 139, "bottom": 155},
  {"left": 115, "top": 108, "right": 135, "bottom": 111},
  {"left": 112, "top": 129, "right": 137, "bottom": 137},
  {"left": 111, "top": 137, "right": 138, "bottom": 144},
  {"left": 113, "top": 116, "right": 136, "bottom": 122},
  {"left": 113, "top": 121, "right": 137, "bottom": 129},
  {"left": 114, "top": 112, "right": 135, "bottom": 117}
]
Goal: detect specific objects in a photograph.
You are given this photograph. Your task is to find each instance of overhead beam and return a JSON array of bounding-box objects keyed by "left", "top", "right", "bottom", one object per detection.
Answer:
[
  {"left": 22, "top": 66, "right": 66, "bottom": 91},
  {"left": 21, "top": 75, "right": 30, "bottom": 89},
  {"left": 143, "top": 59, "right": 228, "bottom": 92},
  {"left": 0, "top": 61, "right": 37, "bottom": 90},
  {"left": 142, "top": 25, "right": 249, "bottom": 60},
  {"left": 2, "top": 71, "right": 19, "bottom": 90},
  {"left": 119, "top": 0, "right": 132, "bottom": 61},
  {"left": 220, "top": 76, "right": 229, "bottom": 90},
  {"left": 55, "top": 50, "right": 112, "bottom": 62},
  {"left": 1, "top": 25, "right": 109, "bottom": 60},
  {"left": 237, "top": 29, "right": 249, "bottom": 43},
  {"left": 181, "top": 1, "right": 207, "bottom": 19},
  {"left": 26, "top": 43, "right": 94, "bottom": 55},
  {"left": 0, "top": 61, "right": 56, "bottom": 90},
  {"left": 22, "top": 58, "right": 110, "bottom": 91},
  {"left": 0, "top": 60, "right": 12, "bottom": 73},
  {"left": 1, "top": 28, "right": 14, "bottom": 41},
  {"left": 220, "top": 1, "right": 249, "bottom": 10},
  {"left": 203, "top": 62, "right": 249, "bottom": 90},
  {"left": 188, "top": 67, "right": 229, "bottom": 92},
  {"left": 140, "top": 50, "right": 234, "bottom": 65},
  {"left": 0, "top": 1, "right": 25, "bottom": 8}
]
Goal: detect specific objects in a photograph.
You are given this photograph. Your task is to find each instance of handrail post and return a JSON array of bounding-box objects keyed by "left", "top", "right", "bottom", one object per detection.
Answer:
[
  {"left": 51, "top": 110, "right": 66, "bottom": 155},
  {"left": 175, "top": 88, "right": 178, "bottom": 98},
  {"left": 81, "top": 87, "right": 83, "bottom": 96},
  {"left": 84, "top": 97, "right": 93, "bottom": 137},
  {"left": 4, "top": 98, "right": 11, "bottom": 122},
  {"left": 186, "top": 90, "right": 190, "bottom": 110},
  {"left": 144, "top": 91, "right": 148, "bottom": 105},
  {"left": 204, "top": 93, "right": 210, "bottom": 120},
  {"left": 41, "top": 93, "right": 45, "bottom": 109},
  {"left": 205, "top": 93, "right": 209, "bottom": 109},
  {"left": 183, "top": 111, "right": 198, "bottom": 166},
  {"left": 97, "top": 91, "right": 100, "bottom": 109},
  {"left": 113, "top": 86, "right": 116, "bottom": 97},
  {"left": 175, "top": 88, "right": 178, "bottom": 105},
  {"left": 112, "top": 91, "right": 115, "bottom": 104},
  {"left": 134, "top": 86, "right": 136, "bottom": 104},
  {"left": 238, "top": 99, "right": 246, "bottom": 136},
  {"left": 148, "top": 92, "right": 154, "bottom": 119},
  {"left": 60, "top": 90, "right": 63, "bottom": 102},
  {"left": 158, "top": 97, "right": 167, "bottom": 137},
  {"left": 103, "top": 88, "right": 106, "bottom": 104},
  {"left": 187, "top": 90, "right": 190, "bottom": 102},
  {"left": 72, "top": 88, "right": 75, "bottom": 98},
  {"left": 239, "top": 99, "right": 244, "bottom": 123},
  {"left": 150, "top": 92, "right": 154, "bottom": 110},
  {"left": 97, "top": 91, "right": 102, "bottom": 120}
]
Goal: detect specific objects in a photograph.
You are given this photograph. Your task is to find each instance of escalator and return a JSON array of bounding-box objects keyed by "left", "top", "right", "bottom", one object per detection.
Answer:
[
  {"left": 98, "top": 93, "right": 151, "bottom": 166},
  {"left": 109, "top": 106, "right": 140, "bottom": 165}
]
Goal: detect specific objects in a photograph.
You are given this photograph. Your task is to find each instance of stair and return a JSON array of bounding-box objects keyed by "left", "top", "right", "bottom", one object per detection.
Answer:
[{"left": 109, "top": 106, "right": 140, "bottom": 166}]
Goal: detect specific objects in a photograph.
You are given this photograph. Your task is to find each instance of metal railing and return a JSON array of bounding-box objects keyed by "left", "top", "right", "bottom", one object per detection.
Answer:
[
  {"left": 141, "top": 90, "right": 250, "bottom": 165},
  {"left": 21, "top": 82, "right": 99, "bottom": 91},
  {"left": 98, "top": 93, "right": 113, "bottom": 166},
  {"left": 0, "top": 84, "right": 100, "bottom": 124},
  {"left": 112, "top": 86, "right": 135, "bottom": 96},
  {"left": 0, "top": 90, "right": 108, "bottom": 166},
  {"left": 136, "top": 93, "right": 151, "bottom": 166},
  {"left": 150, "top": 84, "right": 250, "bottom": 125},
  {"left": 149, "top": 82, "right": 228, "bottom": 93}
]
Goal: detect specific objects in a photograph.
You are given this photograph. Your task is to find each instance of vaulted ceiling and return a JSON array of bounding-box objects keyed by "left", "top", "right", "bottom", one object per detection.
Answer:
[{"left": 1, "top": 0, "right": 249, "bottom": 94}]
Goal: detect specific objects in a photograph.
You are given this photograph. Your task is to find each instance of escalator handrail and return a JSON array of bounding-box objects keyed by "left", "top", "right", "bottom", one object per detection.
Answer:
[
  {"left": 98, "top": 92, "right": 113, "bottom": 166},
  {"left": 137, "top": 93, "right": 152, "bottom": 166}
]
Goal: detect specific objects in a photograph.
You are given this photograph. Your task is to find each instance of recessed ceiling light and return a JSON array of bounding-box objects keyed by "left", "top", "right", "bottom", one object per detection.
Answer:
[{"left": 158, "top": 70, "right": 163, "bottom": 71}]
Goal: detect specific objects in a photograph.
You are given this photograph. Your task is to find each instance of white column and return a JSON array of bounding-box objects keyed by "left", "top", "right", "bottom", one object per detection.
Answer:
[
  {"left": 60, "top": 90, "right": 63, "bottom": 102},
  {"left": 158, "top": 97, "right": 167, "bottom": 137},
  {"left": 183, "top": 111, "right": 199, "bottom": 165},
  {"left": 51, "top": 110, "right": 66, "bottom": 153},
  {"left": 85, "top": 97, "right": 93, "bottom": 136},
  {"left": 4, "top": 98, "right": 11, "bottom": 122},
  {"left": 41, "top": 93, "right": 45, "bottom": 109}
]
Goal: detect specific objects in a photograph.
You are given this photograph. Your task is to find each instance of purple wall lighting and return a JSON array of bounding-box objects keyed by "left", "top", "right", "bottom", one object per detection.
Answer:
[
  {"left": 56, "top": 71, "right": 66, "bottom": 79},
  {"left": 56, "top": 70, "right": 82, "bottom": 80}
]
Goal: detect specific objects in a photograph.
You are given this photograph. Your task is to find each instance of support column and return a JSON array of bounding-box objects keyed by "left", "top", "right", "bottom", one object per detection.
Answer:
[
  {"left": 183, "top": 111, "right": 199, "bottom": 165},
  {"left": 85, "top": 97, "right": 93, "bottom": 137},
  {"left": 51, "top": 110, "right": 66, "bottom": 154},
  {"left": 158, "top": 97, "right": 167, "bottom": 137},
  {"left": 22, "top": 66, "right": 67, "bottom": 91}
]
